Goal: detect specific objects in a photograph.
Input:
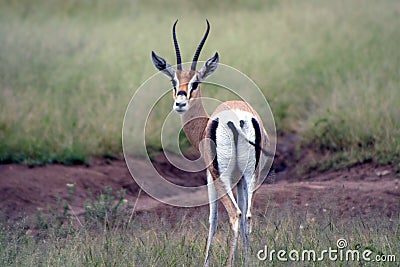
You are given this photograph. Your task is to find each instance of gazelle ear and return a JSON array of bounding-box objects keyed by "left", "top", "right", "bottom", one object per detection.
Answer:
[
  {"left": 198, "top": 52, "right": 219, "bottom": 81},
  {"left": 151, "top": 51, "right": 175, "bottom": 79}
]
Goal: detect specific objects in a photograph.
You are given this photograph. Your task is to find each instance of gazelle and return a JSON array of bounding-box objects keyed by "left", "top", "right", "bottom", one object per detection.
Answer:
[{"left": 151, "top": 20, "right": 269, "bottom": 266}]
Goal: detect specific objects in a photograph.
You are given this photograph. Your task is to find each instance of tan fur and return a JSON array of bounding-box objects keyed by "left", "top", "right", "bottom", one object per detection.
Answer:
[
  {"left": 175, "top": 70, "right": 210, "bottom": 150},
  {"left": 173, "top": 70, "right": 196, "bottom": 98}
]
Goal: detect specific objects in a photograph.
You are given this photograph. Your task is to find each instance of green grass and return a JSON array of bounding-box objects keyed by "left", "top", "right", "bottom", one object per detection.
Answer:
[
  {"left": 0, "top": 0, "right": 399, "bottom": 167},
  {"left": 1, "top": 184, "right": 398, "bottom": 266},
  {"left": 1, "top": 207, "right": 398, "bottom": 266}
]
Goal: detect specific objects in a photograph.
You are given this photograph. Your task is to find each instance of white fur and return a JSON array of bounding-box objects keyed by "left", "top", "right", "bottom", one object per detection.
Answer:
[
  {"left": 173, "top": 73, "right": 179, "bottom": 90},
  {"left": 188, "top": 74, "right": 198, "bottom": 92},
  {"left": 212, "top": 109, "right": 258, "bottom": 185},
  {"left": 204, "top": 170, "right": 218, "bottom": 267}
]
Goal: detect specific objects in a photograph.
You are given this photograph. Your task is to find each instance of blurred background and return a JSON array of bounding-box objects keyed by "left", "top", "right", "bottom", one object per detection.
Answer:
[{"left": 0, "top": 0, "right": 399, "bottom": 169}]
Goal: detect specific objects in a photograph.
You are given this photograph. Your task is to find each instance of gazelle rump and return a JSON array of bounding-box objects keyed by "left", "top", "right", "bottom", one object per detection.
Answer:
[{"left": 151, "top": 20, "right": 269, "bottom": 266}]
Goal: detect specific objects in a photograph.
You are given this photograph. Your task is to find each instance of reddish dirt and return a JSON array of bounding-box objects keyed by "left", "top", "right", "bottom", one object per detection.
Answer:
[{"left": 0, "top": 135, "right": 399, "bottom": 222}]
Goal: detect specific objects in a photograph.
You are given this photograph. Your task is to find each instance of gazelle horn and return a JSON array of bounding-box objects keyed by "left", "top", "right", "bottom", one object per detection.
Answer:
[
  {"left": 173, "top": 19, "right": 182, "bottom": 70},
  {"left": 191, "top": 19, "right": 210, "bottom": 70}
]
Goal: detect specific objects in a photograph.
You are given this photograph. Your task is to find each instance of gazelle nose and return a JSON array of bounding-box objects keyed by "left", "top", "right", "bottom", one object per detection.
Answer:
[{"left": 176, "top": 102, "right": 186, "bottom": 108}]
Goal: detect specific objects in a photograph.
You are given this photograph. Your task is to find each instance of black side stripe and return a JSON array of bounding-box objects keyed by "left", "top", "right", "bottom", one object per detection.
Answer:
[
  {"left": 251, "top": 118, "right": 261, "bottom": 169},
  {"left": 209, "top": 118, "right": 219, "bottom": 176}
]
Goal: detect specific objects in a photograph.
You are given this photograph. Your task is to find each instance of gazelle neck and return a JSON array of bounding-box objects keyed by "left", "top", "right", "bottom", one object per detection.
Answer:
[{"left": 181, "top": 90, "right": 209, "bottom": 151}]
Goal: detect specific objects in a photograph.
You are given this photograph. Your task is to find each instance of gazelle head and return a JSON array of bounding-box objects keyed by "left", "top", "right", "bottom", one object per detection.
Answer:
[{"left": 151, "top": 20, "right": 219, "bottom": 114}]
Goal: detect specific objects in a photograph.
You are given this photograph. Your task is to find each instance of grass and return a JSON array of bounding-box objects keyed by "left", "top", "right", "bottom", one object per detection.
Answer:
[
  {"left": 0, "top": 0, "right": 399, "bottom": 167},
  {"left": 0, "top": 185, "right": 398, "bottom": 266},
  {"left": 0, "top": 183, "right": 398, "bottom": 266},
  {"left": 1, "top": 204, "right": 398, "bottom": 266}
]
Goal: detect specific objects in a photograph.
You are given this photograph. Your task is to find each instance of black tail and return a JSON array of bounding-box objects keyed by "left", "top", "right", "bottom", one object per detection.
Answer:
[
  {"left": 248, "top": 140, "right": 275, "bottom": 158},
  {"left": 227, "top": 121, "right": 275, "bottom": 158}
]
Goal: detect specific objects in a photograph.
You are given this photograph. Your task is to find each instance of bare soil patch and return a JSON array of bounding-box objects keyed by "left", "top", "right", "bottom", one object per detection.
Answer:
[
  {"left": 0, "top": 158, "right": 398, "bottom": 222},
  {"left": 0, "top": 135, "right": 399, "bottom": 222}
]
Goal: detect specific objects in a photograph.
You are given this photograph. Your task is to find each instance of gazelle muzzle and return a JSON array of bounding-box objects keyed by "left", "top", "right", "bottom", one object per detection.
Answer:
[{"left": 174, "top": 94, "right": 189, "bottom": 113}]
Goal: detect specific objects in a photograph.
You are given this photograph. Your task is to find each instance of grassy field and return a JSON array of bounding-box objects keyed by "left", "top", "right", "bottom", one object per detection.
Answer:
[
  {"left": 0, "top": 0, "right": 399, "bottom": 168},
  {"left": 1, "top": 203, "right": 398, "bottom": 266}
]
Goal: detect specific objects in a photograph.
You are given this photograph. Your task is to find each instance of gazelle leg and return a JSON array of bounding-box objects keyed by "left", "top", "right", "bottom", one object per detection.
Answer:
[
  {"left": 243, "top": 172, "right": 258, "bottom": 266},
  {"left": 210, "top": 167, "right": 242, "bottom": 266},
  {"left": 219, "top": 193, "right": 241, "bottom": 267},
  {"left": 237, "top": 178, "right": 250, "bottom": 264},
  {"left": 204, "top": 171, "right": 218, "bottom": 267},
  {"left": 244, "top": 173, "right": 257, "bottom": 221},
  {"left": 237, "top": 179, "right": 246, "bottom": 238}
]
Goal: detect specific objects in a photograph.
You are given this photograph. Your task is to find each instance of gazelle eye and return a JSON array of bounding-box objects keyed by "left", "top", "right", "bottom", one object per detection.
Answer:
[{"left": 191, "top": 82, "right": 199, "bottom": 90}]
